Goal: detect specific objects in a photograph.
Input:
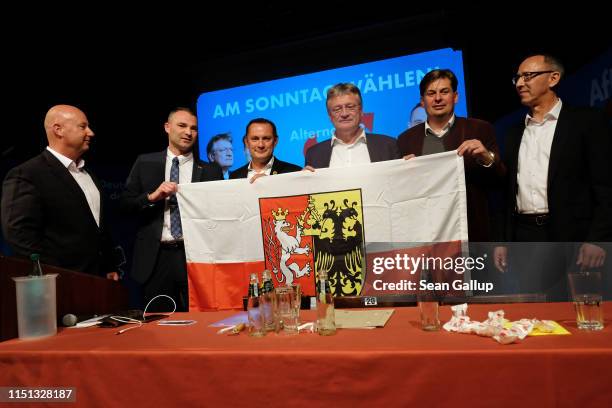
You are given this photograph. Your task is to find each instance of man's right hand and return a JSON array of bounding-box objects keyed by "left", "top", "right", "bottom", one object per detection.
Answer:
[
  {"left": 147, "top": 182, "right": 178, "bottom": 202},
  {"left": 576, "top": 243, "right": 606, "bottom": 269},
  {"left": 403, "top": 154, "right": 416, "bottom": 160},
  {"left": 493, "top": 246, "right": 508, "bottom": 273}
]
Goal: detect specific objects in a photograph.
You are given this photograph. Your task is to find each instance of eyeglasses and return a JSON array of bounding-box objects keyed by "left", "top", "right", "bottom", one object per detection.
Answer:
[
  {"left": 213, "top": 147, "right": 233, "bottom": 154},
  {"left": 511, "top": 71, "right": 555, "bottom": 85},
  {"left": 330, "top": 104, "right": 360, "bottom": 115}
]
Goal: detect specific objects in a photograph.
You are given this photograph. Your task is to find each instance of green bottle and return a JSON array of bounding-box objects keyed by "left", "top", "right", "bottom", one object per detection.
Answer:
[{"left": 30, "top": 254, "right": 43, "bottom": 276}]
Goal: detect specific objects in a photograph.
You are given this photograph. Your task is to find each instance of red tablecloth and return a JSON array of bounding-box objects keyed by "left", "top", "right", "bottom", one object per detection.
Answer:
[{"left": 1, "top": 303, "right": 611, "bottom": 407}]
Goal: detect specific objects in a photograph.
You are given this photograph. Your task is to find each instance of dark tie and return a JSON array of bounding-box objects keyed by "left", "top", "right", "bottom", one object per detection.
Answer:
[{"left": 169, "top": 157, "right": 182, "bottom": 239}]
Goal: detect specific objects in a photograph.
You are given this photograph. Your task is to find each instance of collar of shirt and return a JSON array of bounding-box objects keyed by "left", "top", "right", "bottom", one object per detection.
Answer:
[
  {"left": 248, "top": 156, "right": 275, "bottom": 174},
  {"left": 425, "top": 114, "right": 455, "bottom": 138},
  {"left": 166, "top": 149, "right": 193, "bottom": 165},
  {"left": 330, "top": 128, "right": 367, "bottom": 147},
  {"left": 524, "top": 98, "right": 563, "bottom": 126},
  {"left": 46, "top": 146, "right": 85, "bottom": 170}
]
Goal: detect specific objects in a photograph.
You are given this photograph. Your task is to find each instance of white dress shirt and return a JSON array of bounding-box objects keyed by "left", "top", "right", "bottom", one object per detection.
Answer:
[
  {"left": 247, "top": 156, "right": 275, "bottom": 180},
  {"left": 516, "top": 99, "right": 562, "bottom": 214},
  {"left": 424, "top": 114, "right": 456, "bottom": 138},
  {"left": 328, "top": 129, "right": 371, "bottom": 168},
  {"left": 46, "top": 147, "right": 100, "bottom": 227},
  {"left": 161, "top": 150, "right": 194, "bottom": 242}
]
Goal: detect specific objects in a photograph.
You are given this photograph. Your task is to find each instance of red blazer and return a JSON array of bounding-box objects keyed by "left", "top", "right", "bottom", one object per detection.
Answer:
[{"left": 397, "top": 117, "right": 506, "bottom": 241}]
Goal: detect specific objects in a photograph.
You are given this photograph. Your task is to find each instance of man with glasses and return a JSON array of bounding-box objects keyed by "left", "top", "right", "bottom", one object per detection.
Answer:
[
  {"left": 397, "top": 69, "right": 505, "bottom": 242},
  {"left": 493, "top": 54, "right": 612, "bottom": 300},
  {"left": 305, "top": 83, "right": 399, "bottom": 168},
  {"left": 207, "top": 133, "right": 234, "bottom": 179}
]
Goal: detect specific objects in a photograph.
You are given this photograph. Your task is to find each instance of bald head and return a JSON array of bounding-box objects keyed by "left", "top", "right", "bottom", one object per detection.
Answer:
[
  {"left": 44, "top": 105, "right": 94, "bottom": 161},
  {"left": 44, "top": 105, "right": 83, "bottom": 135}
]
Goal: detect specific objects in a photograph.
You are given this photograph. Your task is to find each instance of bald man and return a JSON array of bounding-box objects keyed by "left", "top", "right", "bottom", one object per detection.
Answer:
[{"left": 1, "top": 105, "right": 119, "bottom": 279}]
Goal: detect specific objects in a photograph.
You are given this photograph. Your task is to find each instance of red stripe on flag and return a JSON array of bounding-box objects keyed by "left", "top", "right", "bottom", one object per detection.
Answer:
[{"left": 187, "top": 261, "right": 265, "bottom": 311}]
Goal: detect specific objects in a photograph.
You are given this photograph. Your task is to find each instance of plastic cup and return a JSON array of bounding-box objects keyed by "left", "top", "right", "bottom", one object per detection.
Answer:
[{"left": 12, "top": 274, "right": 59, "bottom": 340}]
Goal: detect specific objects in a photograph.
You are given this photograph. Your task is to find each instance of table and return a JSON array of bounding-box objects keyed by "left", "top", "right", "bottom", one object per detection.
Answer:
[{"left": 1, "top": 303, "right": 611, "bottom": 407}]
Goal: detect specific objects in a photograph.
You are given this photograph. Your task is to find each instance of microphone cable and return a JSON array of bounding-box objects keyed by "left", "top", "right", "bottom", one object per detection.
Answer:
[{"left": 113, "top": 295, "right": 177, "bottom": 335}]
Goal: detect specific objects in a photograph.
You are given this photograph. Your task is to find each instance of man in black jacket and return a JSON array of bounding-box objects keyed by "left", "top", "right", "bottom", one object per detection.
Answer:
[
  {"left": 494, "top": 54, "right": 612, "bottom": 299},
  {"left": 305, "top": 83, "right": 399, "bottom": 168},
  {"left": 230, "top": 118, "right": 301, "bottom": 182},
  {"left": 120, "top": 107, "right": 223, "bottom": 311},
  {"left": 1, "top": 105, "right": 118, "bottom": 279}
]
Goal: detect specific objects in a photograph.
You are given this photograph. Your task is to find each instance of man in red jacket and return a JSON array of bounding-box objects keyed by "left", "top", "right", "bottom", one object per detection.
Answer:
[{"left": 397, "top": 69, "right": 506, "bottom": 242}]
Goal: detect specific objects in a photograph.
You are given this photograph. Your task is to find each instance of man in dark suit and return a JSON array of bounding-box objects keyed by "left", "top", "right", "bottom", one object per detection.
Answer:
[
  {"left": 494, "top": 54, "right": 612, "bottom": 299},
  {"left": 1, "top": 105, "right": 118, "bottom": 279},
  {"left": 120, "top": 107, "right": 223, "bottom": 311},
  {"left": 230, "top": 118, "right": 301, "bottom": 182},
  {"left": 206, "top": 133, "right": 233, "bottom": 180},
  {"left": 397, "top": 69, "right": 505, "bottom": 242},
  {"left": 305, "top": 83, "right": 399, "bottom": 168}
]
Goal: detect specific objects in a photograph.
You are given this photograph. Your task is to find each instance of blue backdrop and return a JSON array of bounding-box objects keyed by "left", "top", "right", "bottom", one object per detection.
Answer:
[{"left": 197, "top": 47, "right": 466, "bottom": 170}]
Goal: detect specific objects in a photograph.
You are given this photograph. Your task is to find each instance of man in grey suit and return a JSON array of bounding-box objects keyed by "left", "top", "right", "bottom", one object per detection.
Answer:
[
  {"left": 120, "top": 107, "right": 223, "bottom": 311},
  {"left": 305, "top": 83, "right": 399, "bottom": 168}
]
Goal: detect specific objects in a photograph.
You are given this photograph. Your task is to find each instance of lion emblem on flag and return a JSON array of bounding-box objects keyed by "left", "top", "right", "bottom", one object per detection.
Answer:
[
  {"left": 270, "top": 207, "right": 311, "bottom": 285},
  {"left": 259, "top": 189, "right": 365, "bottom": 296}
]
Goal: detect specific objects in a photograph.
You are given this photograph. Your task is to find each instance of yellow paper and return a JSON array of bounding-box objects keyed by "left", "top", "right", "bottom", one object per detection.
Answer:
[{"left": 503, "top": 320, "right": 571, "bottom": 336}]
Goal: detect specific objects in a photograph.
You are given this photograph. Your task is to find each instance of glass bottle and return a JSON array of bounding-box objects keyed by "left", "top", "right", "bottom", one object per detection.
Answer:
[
  {"left": 247, "top": 273, "right": 265, "bottom": 337},
  {"left": 30, "top": 253, "right": 43, "bottom": 276},
  {"left": 316, "top": 270, "right": 336, "bottom": 335},
  {"left": 260, "top": 269, "right": 276, "bottom": 332}
]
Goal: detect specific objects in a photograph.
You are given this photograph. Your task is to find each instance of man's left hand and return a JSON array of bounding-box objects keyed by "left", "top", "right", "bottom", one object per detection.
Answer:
[
  {"left": 457, "top": 139, "right": 492, "bottom": 164},
  {"left": 576, "top": 243, "right": 606, "bottom": 269}
]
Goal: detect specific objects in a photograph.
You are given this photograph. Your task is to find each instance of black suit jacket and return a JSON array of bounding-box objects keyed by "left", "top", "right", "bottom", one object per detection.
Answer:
[
  {"left": 304, "top": 133, "right": 400, "bottom": 168},
  {"left": 1, "top": 150, "right": 115, "bottom": 276},
  {"left": 397, "top": 117, "right": 506, "bottom": 241},
  {"left": 229, "top": 156, "right": 301, "bottom": 179},
  {"left": 501, "top": 105, "right": 612, "bottom": 242},
  {"left": 119, "top": 151, "right": 223, "bottom": 284}
]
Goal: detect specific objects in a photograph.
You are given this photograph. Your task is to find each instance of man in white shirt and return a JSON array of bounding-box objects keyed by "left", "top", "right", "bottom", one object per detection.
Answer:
[
  {"left": 305, "top": 83, "right": 399, "bottom": 169},
  {"left": 120, "top": 107, "right": 223, "bottom": 311},
  {"left": 494, "top": 54, "right": 612, "bottom": 299},
  {"left": 1, "top": 105, "right": 119, "bottom": 279},
  {"left": 229, "top": 118, "right": 301, "bottom": 182}
]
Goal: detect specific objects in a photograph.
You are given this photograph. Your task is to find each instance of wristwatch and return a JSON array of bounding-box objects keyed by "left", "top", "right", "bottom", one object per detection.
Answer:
[{"left": 480, "top": 150, "right": 495, "bottom": 167}]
